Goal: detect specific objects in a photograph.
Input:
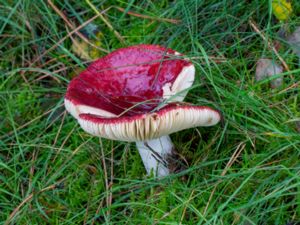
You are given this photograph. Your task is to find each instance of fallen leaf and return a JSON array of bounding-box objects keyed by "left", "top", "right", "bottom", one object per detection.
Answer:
[
  {"left": 71, "top": 38, "right": 92, "bottom": 60},
  {"left": 272, "top": 0, "right": 293, "bottom": 21},
  {"left": 287, "top": 27, "right": 300, "bottom": 58},
  {"left": 71, "top": 23, "right": 103, "bottom": 61},
  {"left": 255, "top": 58, "right": 283, "bottom": 88}
]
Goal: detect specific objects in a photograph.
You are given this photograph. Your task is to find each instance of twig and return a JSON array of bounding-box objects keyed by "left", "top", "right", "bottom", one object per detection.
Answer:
[
  {"left": 115, "top": 6, "right": 180, "bottom": 24},
  {"left": 202, "top": 142, "right": 246, "bottom": 216}
]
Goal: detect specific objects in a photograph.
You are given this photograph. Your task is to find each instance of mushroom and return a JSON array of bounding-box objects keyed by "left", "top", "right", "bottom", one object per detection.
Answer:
[{"left": 65, "top": 44, "right": 221, "bottom": 177}]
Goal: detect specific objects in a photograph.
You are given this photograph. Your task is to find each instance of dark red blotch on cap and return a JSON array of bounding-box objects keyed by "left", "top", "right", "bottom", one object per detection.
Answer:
[{"left": 66, "top": 44, "right": 190, "bottom": 116}]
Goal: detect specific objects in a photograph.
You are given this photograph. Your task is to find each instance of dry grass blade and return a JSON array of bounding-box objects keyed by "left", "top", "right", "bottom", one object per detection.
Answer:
[
  {"left": 1, "top": 104, "right": 63, "bottom": 139},
  {"left": 89, "top": 140, "right": 114, "bottom": 224},
  {"left": 115, "top": 6, "right": 181, "bottom": 24},
  {"left": 109, "top": 142, "right": 114, "bottom": 215},
  {"left": 47, "top": 0, "right": 109, "bottom": 53},
  {"left": 179, "top": 189, "right": 195, "bottom": 225},
  {"left": 29, "top": 150, "right": 37, "bottom": 189},
  {"left": 53, "top": 111, "right": 66, "bottom": 146},
  {"left": 44, "top": 138, "right": 91, "bottom": 185},
  {"left": 29, "top": 11, "right": 108, "bottom": 67},
  {"left": 51, "top": 125, "right": 76, "bottom": 163},
  {"left": 85, "top": 0, "right": 125, "bottom": 44},
  {"left": 19, "top": 72, "right": 33, "bottom": 93},
  {"left": 2, "top": 1, "right": 299, "bottom": 223},
  {"left": 202, "top": 142, "right": 246, "bottom": 216},
  {"left": 249, "top": 19, "right": 293, "bottom": 80},
  {"left": 83, "top": 177, "right": 96, "bottom": 225},
  {"left": 153, "top": 192, "right": 197, "bottom": 225},
  {"left": 278, "top": 80, "right": 299, "bottom": 94},
  {"left": 189, "top": 56, "right": 227, "bottom": 64},
  {"left": 5, "top": 180, "right": 65, "bottom": 225},
  {"left": 99, "top": 138, "right": 111, "bottom": 220},
  {"left": 91, "top": 199, "right": 104, "bottom": 225}
]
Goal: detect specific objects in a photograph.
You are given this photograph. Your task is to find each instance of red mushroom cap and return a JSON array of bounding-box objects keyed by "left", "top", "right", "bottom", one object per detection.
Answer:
[
  {"left": 65, "top": 44, "right": 193, "bottom": 117},
  {"left": 65, "top": 44, "right": 221, "bottom": 141}
]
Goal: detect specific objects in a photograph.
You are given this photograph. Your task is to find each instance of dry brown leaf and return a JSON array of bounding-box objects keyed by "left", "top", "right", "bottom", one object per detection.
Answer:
[
  {"left": 255, "top": 58, "right": 283, "bottom": 88},
  {"left": 287, "top": 27, "right": 300, "bottom": 59}
]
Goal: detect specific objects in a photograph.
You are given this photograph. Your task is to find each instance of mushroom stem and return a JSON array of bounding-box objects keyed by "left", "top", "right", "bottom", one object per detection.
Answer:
[{"left": 136, "top": 135, "right": 174, "bottom": 177}]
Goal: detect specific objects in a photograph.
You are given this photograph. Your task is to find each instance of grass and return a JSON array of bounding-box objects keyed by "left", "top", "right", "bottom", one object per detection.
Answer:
[{"left": 0, "top": 0, "right": 300, "bottom": 224}]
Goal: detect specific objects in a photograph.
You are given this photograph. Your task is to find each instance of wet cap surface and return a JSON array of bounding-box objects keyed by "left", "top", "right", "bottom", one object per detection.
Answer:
[{"left": 65, "top": 44, "right": 192, "bottom": 116}]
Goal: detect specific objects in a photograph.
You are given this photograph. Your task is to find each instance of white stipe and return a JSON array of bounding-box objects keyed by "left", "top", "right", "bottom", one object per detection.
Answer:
[{"left": 136, "top": 135, "right": 173, "bottom": 177}]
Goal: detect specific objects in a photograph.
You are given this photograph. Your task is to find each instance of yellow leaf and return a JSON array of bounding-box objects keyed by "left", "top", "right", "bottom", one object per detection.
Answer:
[
  {"left": 71, "top": 31, "right": 103, "bottom": 61},
  {"left": 272, "top": 0, "right": 292, "bottom": 21},
  {"left": 71, "top": 38, "right": 92, "bottom": 61}
]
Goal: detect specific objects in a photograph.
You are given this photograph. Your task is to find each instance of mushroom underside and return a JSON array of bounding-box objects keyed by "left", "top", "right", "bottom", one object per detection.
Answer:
[
  {"left": 75, "top": 104, "right": 221, "bottom": 142},
  {"left": 65, "top": 100, "right": 221, "bottom": 177}
]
